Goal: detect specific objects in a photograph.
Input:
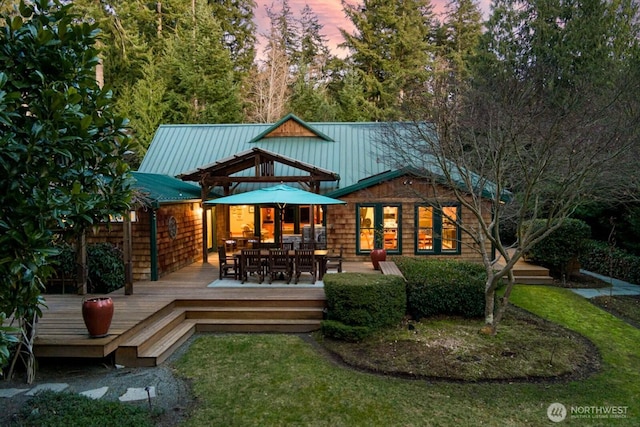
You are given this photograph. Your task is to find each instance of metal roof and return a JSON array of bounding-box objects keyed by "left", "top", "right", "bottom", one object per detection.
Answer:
[
  {"left": 138, "top": 121, "right": 392, "bottom": 193},
  {"left": 132, "top": 172, "right": 203, "bottom": 207},
  {"left": 138, "top": 117, "right": 507, "bottom": 201}
]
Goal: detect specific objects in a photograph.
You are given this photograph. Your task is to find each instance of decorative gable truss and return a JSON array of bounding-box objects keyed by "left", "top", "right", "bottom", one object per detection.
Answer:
[{"left": 179, "top": 147, "right": 340, "bottom": 196}]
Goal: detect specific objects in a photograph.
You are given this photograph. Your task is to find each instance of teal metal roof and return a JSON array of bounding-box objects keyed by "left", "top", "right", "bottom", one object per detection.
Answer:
[
  {"left": 138, "top": 118, "right": 508, "bottom": 201},
  {"left": 139, "top": 121, "right": 393, "bottom": 193},
  {"left": 132, "top": 172, "right": 203, "bottom": 207}
]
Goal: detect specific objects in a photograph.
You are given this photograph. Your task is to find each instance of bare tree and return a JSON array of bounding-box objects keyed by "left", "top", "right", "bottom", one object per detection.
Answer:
[
  {"left": 382, "top": 0, "right": 640, "bottom": 332},
  {"left": 245, "top": 37, "right": 291, "bottom": 123}
]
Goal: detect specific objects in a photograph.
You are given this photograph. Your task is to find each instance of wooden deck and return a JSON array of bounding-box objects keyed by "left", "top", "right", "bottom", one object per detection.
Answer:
[
  {"left": 34, "top": 261, "right": 377, "bottom": 367},
  {"left": 35, "top": 262, "right": 328, "bottom": 366}
]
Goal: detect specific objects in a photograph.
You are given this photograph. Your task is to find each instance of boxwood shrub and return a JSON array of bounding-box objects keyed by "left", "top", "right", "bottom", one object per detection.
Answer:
[
  {"left": 394, "top": 257, "right": 486, "bottom": 319},
  {"left": 579, "top": 240, "right": 640, "bottom": 284},
  {"left": 321, "top": 273, "right": 406, "bottom": 341}
]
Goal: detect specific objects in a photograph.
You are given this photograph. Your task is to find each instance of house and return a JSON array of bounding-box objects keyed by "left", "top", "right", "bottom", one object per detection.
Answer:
[
  {"left": 87, "top": 172, "right": 208, "bottom": 281},
  {"left": 133, "top": 114, "right": 492, "bottom": 274}
]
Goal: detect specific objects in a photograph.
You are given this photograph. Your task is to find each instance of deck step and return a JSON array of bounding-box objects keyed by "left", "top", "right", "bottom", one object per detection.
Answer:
[
  {"left": 185, "top": 306, "right": 323, "bottom": 320},
  {"left": 119, "top": 308, "right": 187, "bottom": 350},
  {"left": 136, "top": 321, "right": 197, "bottom": 366},
  {"left": 176, "top": 298, "right": 325, "bottom": 309},
  {"left": 511, "top": 275, "right": 554, "bottom": 285},
  {"left": 195, "top": 318, "right": 321, "bottom": 333},
  {"left": 115, "top": 302, "right": 325, "bottom": 367}
]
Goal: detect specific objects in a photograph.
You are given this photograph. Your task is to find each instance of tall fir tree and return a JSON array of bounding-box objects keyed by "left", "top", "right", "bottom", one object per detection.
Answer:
[
  {"left": 340, "top": 0, "right": 437, "bottom": 120},
  {"left": 299, "top": 4, "right": 331, "bottom": 79},
  {"left": 441, "top": 0, "right": 483, "bottom": 81},
  {"left": 265, "top": 0, "right": 300, "bottom": 65},
  {"left": 162, "top": 0, "right": 243, "bottom": 124},
  {"left": 115, "top": 52, "right": 169, "bottom": 164},
  {"left": 207, "top": 0, "right": 257, "bottom": 79},
  {"left": 287, "top": 4, "right": 337, "bottom": 121}
]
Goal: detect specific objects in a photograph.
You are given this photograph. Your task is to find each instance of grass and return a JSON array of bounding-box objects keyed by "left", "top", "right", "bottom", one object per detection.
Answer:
[
  {"left": 175, "top": 285, "right": 639, "bottom": 426},
  {"left": 591, "top": 295, "right": 640, "bottom": 327},
  {"left": 11, "top": 390, "right": 158, "bottom": 427}
]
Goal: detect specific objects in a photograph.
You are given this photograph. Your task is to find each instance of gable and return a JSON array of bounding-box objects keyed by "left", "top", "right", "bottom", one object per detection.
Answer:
[{"left": 249, "top": 113, "right": 334, "bottom": 142}]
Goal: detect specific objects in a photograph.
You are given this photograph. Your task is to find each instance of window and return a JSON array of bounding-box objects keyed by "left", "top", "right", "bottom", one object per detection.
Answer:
[
  {"left": 357, "top": 204, "right": 401, "bottom": 254},
  {"left": 415, "top": 204, "right": 460, "bottom": 255}
]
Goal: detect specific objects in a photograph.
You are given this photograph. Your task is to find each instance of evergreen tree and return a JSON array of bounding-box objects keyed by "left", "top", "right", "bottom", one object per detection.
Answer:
[
  {"left": 115, "top": 53, "right": 169, "bottom": 164},
  {"left": 288, "top": 66, "right": 338, "bottom": 122},
  {"left": 441, "top": 0, "right": 483, "bottom": 81},
  {"left": 299, "top": 4, "right": 331, "bottom": 79},
  {"left": 162, "top": 0, "right": 243, "bottom": 124},
  {"left": 329, "top": 65, "right": 378, "bottom": 122},
  {"left": 265, "top": 0, "right": 300, "bottom": 65},
  {"left": 207, "top": 0, "right": 257, "bottom": 78},
  {"left": 340, "top": 0, "right": 437, "bottom": 120}
]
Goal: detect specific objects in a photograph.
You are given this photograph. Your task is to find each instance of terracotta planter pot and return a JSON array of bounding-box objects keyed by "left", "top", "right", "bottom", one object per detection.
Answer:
[
  {"left": 370, "top": 248, "right": 387, "bottom": 270},
  {"left": 82, "top": 297, "right": 114, "bottom": 338}
]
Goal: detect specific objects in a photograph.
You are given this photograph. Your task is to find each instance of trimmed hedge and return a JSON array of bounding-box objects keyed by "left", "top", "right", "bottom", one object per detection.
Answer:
[
  {"left": 579, "top": 240, "right": 640, "bottom": 285},
  {"left": 524, "top": 218, "right": 591, "bottom": 276},
  {"left": 394, "top": 257, "right": 486, "bottom": 319},
  {"left": 322, "top": 273, "right": 406, "bottom": 341}
]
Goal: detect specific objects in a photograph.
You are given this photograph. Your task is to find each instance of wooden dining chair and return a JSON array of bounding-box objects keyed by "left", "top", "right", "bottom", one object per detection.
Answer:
[
  {"left": 325, "top": 246, "right": 343, "bottom": 273},
  {"left": 240, "top": 249, "right": 264, "bottom": 284},
  {"left": 294, "top": 249, "right": 316, "bottom": 284},
  {"left": 217, "top": 246, "right": 238, "bottom": 280},
  {"left": 268, "top": 249, "right": 292, "bottom": 284},
  {"left": 300, "top": 242, "right": 316, "bottom": 250}
]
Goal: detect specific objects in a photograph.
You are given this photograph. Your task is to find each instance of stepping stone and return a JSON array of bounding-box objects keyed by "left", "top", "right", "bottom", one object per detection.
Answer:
[
  {"left": 26, "top": 383, "right": 68, "bottom": 396},
  {"left": 118, "top": 386, "right": 156, "bottom": 402},
  {"left": 80, "top": 386, "right": 109, "bottom": 400},
  {"left": 0, "top": 388, "right": 29, "bottom": 398}
]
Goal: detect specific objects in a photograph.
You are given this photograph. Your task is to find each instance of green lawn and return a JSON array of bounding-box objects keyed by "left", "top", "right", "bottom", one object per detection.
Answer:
[{"left": 175, "top": 286, "right": 639, "bottom": 426}]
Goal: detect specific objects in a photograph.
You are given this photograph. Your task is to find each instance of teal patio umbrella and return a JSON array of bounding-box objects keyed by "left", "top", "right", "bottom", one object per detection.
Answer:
[
  {"left": 203, "top": 183, "right": 345, "bottom": 207},
  {"left": 204, "top": 184, "right": 346, "bottom": 246}
]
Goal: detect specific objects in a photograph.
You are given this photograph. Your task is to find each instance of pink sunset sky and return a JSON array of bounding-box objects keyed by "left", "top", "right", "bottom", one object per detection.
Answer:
[{"left": 253, "top": 0, "right": 492, "bottom": 58}]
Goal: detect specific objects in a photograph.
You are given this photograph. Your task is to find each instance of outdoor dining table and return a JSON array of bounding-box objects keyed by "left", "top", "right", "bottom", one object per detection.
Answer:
[{"left": 234, "top": 249, "right": 329, "bottom": 282}]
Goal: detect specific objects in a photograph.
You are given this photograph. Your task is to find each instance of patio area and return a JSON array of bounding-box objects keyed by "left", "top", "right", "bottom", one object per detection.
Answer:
[{"left": 33, "top": 260, "right": 377, "bottom": 367}]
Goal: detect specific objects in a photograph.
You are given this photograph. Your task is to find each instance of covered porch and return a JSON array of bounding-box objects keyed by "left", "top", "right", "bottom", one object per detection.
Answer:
[{"left": 179, "top": 147, "right": 341, "bottom": 263}]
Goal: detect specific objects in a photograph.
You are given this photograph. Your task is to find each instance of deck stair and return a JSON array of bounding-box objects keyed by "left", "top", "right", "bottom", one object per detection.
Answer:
[
  {"left": 495, "top": 253, "right": 554, "bottom": 285},
  {"left": 114, "top": 298, "right": 325, "bottom": 367}
]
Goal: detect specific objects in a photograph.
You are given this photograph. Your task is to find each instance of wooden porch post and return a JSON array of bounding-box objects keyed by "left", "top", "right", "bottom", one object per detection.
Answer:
[
  {"left": 123, "top": 211, "right": 133, "bottom": 295},
  {"left": 76, "top": 231, "right": 87, "bottom": 295},
  {"left": 201, "top": 186, "right": 209, "bottom": 264}
]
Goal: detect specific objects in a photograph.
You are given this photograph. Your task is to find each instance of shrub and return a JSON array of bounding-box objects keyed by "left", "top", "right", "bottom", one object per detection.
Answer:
[
  {"left": 394, "top": 257, "right": 486, "bottom": 319},
  {"left": 320, "top": 320, "right": 373, "bottom": 342},
  {"left": 579, "top": 240, "right": 640, "bottom": 284},
  {"left": 49, "top": 242, "right": 124, "bottom": 294},
  {"left": 87, "top": 243, "right": 125, "bottom": 293},
  {"left": 524, "top": 218, "right": 591, "bottom": 277},
  {"left": 322, "top": 273, "right": 406, "bottom": 341}
]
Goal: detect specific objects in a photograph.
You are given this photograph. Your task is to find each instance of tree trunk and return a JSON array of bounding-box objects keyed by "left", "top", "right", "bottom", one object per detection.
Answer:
[
  {"left": 76, "top": 231, "right": 87, "bottom": 295},
  {"left": 483, "top": 285, "right": 496, "bottom": 334}
]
